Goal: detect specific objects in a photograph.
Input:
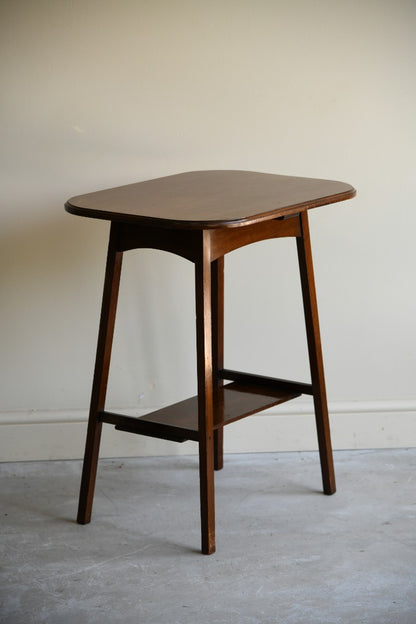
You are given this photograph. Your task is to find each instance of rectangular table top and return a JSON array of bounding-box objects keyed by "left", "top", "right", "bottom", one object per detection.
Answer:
[{"left": 65, "top": 170, "right": 355, "bottom": 230}]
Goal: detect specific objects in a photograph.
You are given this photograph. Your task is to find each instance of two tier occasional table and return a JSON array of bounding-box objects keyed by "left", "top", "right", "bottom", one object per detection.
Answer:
[{"left": 65, "top": 170, "right": 355, "bottom": 554}]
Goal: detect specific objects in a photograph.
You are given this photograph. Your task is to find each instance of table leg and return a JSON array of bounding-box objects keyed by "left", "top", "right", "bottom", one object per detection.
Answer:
[
  {"left": 212, "top": 257, "right": 224, "bottom": 471},
  {"left": 195, "top": 239, "right": 216, "bottom": 554},
  {"left": 296, "top": 212, "right": 336, "bottom": 495},
  {"left": 77, "top": 223, "right": 123, "bottom": 524}
]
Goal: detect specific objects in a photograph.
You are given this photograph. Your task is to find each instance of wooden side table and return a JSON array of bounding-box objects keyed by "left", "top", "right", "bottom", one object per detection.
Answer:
[{"left": 65, "top": 170, "right": 355, "bottom": 554}]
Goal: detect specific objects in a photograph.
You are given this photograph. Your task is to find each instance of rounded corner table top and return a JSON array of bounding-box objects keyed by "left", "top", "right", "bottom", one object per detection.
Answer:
[{"left": 65, "top": 170, "right": 356, "bottom": 230}]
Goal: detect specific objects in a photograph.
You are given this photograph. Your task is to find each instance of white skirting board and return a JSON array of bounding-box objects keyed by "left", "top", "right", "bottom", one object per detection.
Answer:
[{"left": 1, "top": 399, "right": 415, "bottom": 462}]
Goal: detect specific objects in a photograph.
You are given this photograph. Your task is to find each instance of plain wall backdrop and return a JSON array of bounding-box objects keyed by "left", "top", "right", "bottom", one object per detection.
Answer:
[{"left": 1, "top": 0, "right": 415, "bottom": 460}]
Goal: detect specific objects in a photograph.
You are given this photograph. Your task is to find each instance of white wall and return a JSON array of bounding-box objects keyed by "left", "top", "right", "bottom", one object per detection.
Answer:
[{"left": 1, "top": 0, "right": 415, "bottom": 461}]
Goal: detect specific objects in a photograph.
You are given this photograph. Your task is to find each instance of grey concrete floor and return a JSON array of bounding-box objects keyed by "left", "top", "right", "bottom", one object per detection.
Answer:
[{"left": 1, "top": 449, "right": 415, "bottom": 624}]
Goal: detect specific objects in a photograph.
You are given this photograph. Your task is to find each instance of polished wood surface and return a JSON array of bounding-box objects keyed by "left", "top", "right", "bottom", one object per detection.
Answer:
[
  {"left": 67, "top": 170, "right": 355, "bottom": 554},
  {"left": 77, "top": 224, "right": 123, "bottom": 524},
  {"left": 100, "top": 382, "right": 299, "bottom": 442},
  {"left": 195, "top": 235, "right": 216, "bottom": 553},
  {"left": 65, "top": 170, "right": 355, "bottom": 229},
  {"left": 297, "top": 212, "right": 335, "bottom": 494},
  {"left": 211, "top": 257, "right": 225, "bottom": 471}
]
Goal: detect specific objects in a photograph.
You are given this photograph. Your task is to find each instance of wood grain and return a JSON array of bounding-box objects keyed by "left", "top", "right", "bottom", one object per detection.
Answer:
[
  {"left": 65, "top": 170, "right": 355, "bottom": 230},
  {"left": 69, "top": 170, "right": 355, "bottom": 553}
]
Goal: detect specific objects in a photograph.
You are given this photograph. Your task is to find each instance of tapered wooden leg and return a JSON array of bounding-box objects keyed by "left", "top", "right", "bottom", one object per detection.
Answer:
[
  {"left": 297, "top": 212, "right": 336, "bottom": 495},
  {"left": 195, "top": 236, "right": 216, "bottom": 554},
  {"left": 77, "top": 223, "right": 123, "bottom": 524},
  {"left": 212, "top": 257, "right": 224, "bottom": 471}
]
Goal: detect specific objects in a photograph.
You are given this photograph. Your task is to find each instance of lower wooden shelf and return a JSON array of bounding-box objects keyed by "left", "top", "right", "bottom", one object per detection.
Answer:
[{"left": 100, "top": 382, "right": 300, "bottom": 443}]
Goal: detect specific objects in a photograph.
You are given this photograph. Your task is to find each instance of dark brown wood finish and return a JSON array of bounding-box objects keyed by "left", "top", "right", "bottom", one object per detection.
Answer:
[
  {"left": 99, "top": 382, "right": 299, "bottom": 441},
  {"left": 212, "top": 256, "right": 224, "bottom": 471},
  {"left": 208, "top": 214, "right": 300, "bottom": 261},
  {"left": 195, "top": 233, "right": 216, "bottom": 554},
  {"left": 65, "top": 170, "right": 355, "bottom": 229},
  {"left": 220, "top": 369, "right": 313, "bottom": 396},
  {"left": 77, "top": 223, "right": 123, "bottom": 524},
  {"left": 66, "top": 170, "right": 355, "bottom": 553},
  {"left": 296, "top": 211, "right": 336, "bottom": 494}
]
